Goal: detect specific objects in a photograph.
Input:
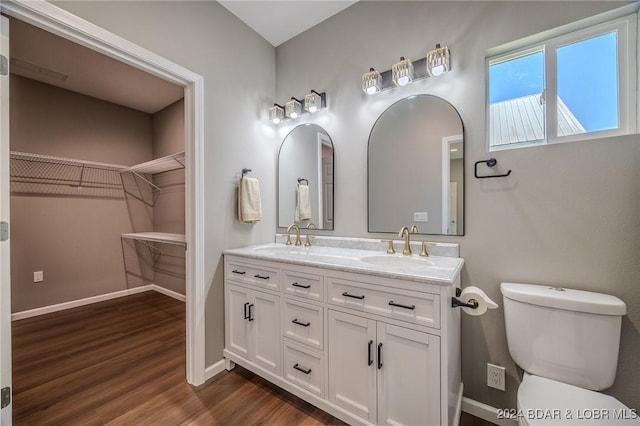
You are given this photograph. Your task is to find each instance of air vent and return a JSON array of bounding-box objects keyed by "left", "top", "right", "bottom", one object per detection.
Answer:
[{"left": 11, "top": 57, "right": 68, "bottom": 81}]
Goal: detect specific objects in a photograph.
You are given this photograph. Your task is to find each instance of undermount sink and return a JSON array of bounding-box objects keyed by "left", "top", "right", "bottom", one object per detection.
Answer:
[
  {"left": 253, "top": 245, "right": 304, "bottom": 255},
  {"left": 360, "top": 255, "right": 433, "bottom": 269}
]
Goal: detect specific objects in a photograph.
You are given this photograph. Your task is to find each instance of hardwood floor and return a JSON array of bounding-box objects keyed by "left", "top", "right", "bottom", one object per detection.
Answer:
[
  {"left": 12, "top": 292, "right": 342, "bottom": 425},
  {"left": 12, "top": 291, "right": 495, "bottom": 425}
]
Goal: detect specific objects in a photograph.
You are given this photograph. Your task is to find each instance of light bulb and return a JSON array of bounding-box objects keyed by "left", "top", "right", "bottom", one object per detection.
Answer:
[
  {"left": 431, "top": 65, "right": 445, "bottom": 76},
  {"left": 308, "top": 105, "right": 317, "bottom": 113},
  {"left": 397, "top": 76, "right": 410, "bottom": 86},
  {"left": 366, "top": 86, "right": 378, "bottom": 95},
  {"left": 272, "top": 117, "right": 280, "bottom": 124}
]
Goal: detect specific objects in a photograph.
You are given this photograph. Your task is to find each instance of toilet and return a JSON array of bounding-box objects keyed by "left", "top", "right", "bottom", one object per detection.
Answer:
[{"left": 501, "top": 282, "right": 639, "bottom": 425}]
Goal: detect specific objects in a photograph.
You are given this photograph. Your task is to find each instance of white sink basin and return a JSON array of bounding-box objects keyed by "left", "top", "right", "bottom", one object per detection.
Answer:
[
  {"left": 253, "top": 245, "right": 304, "bottom": 255},
  {"left": 360, "top": 255, "right": 433, "bottom": 269}
]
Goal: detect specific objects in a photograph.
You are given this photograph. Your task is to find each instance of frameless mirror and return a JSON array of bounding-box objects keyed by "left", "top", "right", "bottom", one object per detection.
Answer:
[
  {"left": 278, "top": 124, "right": 334, "bottom": 230},
  {"left": 368, "top": 95, "right": 464, "bottom": 235}
]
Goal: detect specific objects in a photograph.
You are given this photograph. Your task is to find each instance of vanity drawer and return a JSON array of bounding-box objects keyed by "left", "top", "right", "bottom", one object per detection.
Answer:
[
  {"left": 226, "top": 260, "right": 280, "bottom": 292},
  {"left": 282, "top": 270, "right": 324, "bottom": 302},
  {"left": 283, "top": 341, "right": 325, "bottom": 398},
  {"left": 283, "top": 300, "right": 324, "bottom": 351},
  {"left": 327, "top": 277, "right": 440, "bottom": 329}
]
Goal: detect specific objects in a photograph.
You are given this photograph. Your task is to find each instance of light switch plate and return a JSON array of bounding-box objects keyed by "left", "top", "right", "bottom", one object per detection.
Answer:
[
  {"left": 414, "top": 212, "right": 429, "bottom": 222},
  {"left": 33, "top": 271, "right": 43, "bottom": 283}
]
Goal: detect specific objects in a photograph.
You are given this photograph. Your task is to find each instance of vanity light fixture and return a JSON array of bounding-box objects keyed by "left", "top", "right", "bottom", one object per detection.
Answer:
[
  {"left": 285, "top": 97, "right": 303, "bottom": 119},
  {"left": 362, "top": 67, "right": 382, "bottom": 95},
  {"left": 269, "top": 103, "right": 285, "bottom": 124},
  {"left": 392, "top": 57, "right": 414, "bottom": 87},
  {"left": 426, "top": 44, "right": 450, "bottom": 77},
  {"left": 304, "top": 90, "right": 326, "bottom": 113},
  {"left": 269, "top": 90, "right": 327, "bottom": 124},
  {"left": 362, "top": 44, "right": 452, "bottom": 95}
]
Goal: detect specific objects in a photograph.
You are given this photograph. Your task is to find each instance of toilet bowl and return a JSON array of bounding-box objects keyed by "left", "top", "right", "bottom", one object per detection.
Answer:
[
  {"left": 517, "top": 373, "right": 638, "bottom": 425},
  {"left": 501, "top": 283, "right": 638, "bottom": 426}
]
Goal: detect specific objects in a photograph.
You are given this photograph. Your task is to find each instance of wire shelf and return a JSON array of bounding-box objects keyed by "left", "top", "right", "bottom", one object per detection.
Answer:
[{"left": 10, "top": 151, "right": 126, "bottom": 198}]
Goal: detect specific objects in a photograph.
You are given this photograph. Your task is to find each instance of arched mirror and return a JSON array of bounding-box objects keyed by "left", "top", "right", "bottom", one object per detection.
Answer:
[
  {"left": 368, "top": 95, "right": 464, "bottom": 235},
  {"left": 278, "top": 124, "right": 334, "bottom": 230}
]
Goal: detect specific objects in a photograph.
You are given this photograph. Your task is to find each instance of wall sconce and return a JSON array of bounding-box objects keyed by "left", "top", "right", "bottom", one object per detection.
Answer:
[
  {"left": 304, "top": 90, "right": 326, "bottom": 113},
  {"left": 392, "top": 57, "right": 414, "bottom": 87},
  {"left": 269, "top": 90, "right": 326, "bottom": 124},
  {"left": 285, "top": 97, "right": 303, "bottom": 119},
  {"left": 362, "top": 67, "right": 382, "bottom": 95},
  {"left": 269, "top": 103, "right": 285, "bottom": 124},
  {"left": 426, "top": 44, "right": 450, "bottom": 76},
  {"left": 362, "top": 43, "right": 451, "bottom": 95}
]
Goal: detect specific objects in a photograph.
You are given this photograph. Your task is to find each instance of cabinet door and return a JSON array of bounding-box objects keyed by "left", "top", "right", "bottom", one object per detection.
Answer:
[
  {"left": 225, "top": 284, "right": 251, "bottom": 358},
  {"left": 328, "top": 310, "right": 377, "bottom": 423},
  {"left": 252, "top": 290, "right": 281, "bottom": 375},
  {"left": 376, "top": 323, "right": 440, "bottom": 426}
]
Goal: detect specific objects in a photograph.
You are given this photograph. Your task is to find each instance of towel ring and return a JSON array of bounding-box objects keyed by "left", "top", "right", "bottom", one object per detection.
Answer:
[{"left": 297, "top": 177, "right": 308, "bottom": 185}]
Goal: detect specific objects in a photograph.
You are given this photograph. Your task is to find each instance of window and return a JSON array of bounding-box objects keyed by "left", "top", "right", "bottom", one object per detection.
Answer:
[{"left": 487, "top": 14, "right": 636, "bottom": 151}]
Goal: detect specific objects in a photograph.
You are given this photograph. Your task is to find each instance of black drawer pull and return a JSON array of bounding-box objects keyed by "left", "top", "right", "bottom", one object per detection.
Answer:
[
  {"left": 232, "top": 270, "right": 246, "bottom": 275},
  {"left": 367, "top": 340, "right": 373, "bottom": 366},
  {"left": 292, "top": 319, "right": 310, "bottom": 327},
  {"left": 248, "top": 304, "right": 254, "bottom": 321},
  {"left": 342, "top": 292, "right": 365, "bottom": 300},
  {"left": 292, "top": 282, "right": 311, "bottom": 289},
  {"left": 389, "top": 301, "right": 416, "bottom": 310},
  {"left": 254, "top": 274, "right": 270, "bottom": 280},
  {"left": 377, "top": 343, "right": 383, "bottom": 369},
  {"left": 293, "top": 363, "right": 312, "bottom": 375},
  {"left": 243, "top": 302, "right": 250, "bottom": 320}
]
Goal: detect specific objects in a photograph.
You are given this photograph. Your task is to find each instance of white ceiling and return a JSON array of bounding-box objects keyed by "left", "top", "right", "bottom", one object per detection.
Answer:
[
  {"left": 9, "top": 18, "right": 184, "bottom": 114},
  {"left": 218, "top": 0, "right": 358, "bottom": 47}
]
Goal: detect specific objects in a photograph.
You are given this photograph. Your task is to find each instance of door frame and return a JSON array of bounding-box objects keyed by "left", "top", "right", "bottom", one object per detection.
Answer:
[
  {"left": 441, "top": 134, "right": 462, "bottom": 234},
  {"left": 0, "top": 0, "right": 206, "bottom": 386}
]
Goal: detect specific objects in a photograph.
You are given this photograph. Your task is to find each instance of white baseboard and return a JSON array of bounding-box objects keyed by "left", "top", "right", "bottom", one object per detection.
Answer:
[
  {"left": 11, "top": 284, "right": 185, "bottom": 321},
  {"left": 149, "top": 284, "right": 186, "bottom": 302},
  {"left": 462, "top": 397, "right": 517, "bottom": 426},
  {"left": 204, "top": 359, "right": 226, "bottom": 382}
]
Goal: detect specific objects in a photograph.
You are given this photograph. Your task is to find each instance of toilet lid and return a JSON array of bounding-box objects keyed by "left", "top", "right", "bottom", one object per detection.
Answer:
[{"left": 518, "top": 375, "right": 639, "bottom": 425}]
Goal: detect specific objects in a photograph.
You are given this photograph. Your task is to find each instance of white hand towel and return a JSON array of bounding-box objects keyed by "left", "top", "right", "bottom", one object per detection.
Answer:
[
  {"left": 238, "top": 177, "right": 262, "bottom": 223},
  {"left": 294, "top": 184, "right": 312, "bottom": 222}
]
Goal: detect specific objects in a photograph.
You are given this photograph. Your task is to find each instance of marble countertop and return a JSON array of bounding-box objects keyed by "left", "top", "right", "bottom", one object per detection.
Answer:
[{"left": 223, "top": 243, "right": 464, "bottom": 285}]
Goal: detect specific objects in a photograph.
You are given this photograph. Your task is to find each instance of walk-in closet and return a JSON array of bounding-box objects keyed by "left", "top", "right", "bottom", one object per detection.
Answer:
[{"left": 8, "top": 17, "right": 187, "bottom": 317}]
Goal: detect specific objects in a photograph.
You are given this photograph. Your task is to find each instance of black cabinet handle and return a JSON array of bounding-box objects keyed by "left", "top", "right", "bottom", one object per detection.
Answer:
[
  {"left": 377, "top": 343, "right": 383, "bottom": 369},
  {"left": 389, "top": 301, "right": 416, "bottom": 310},
  {"left": 342, "top": 291, "right": 365, "bottom": 300},
  {"left": 292, "top": 282, "right": 311, "bottom": 289},
  {"left": 368, "top": 340, "right": 373, "bottom": 366},
  {"left": 248, "top": 304, "right": 254, "bottom": 321},
  {"left": 292, "top": 319, "right": 310, "bottom": 327},
  {"left": 232, "top": 270, "right": 246, "bottom": 275},
  {"left": 254, "top": 274, "right": 270, "bottom": 280},
  {"left": 293, "top": 363, "right": 312, "bottom": 375},
  {"left": 243, "top": 302, "right": 250, "bottom": 320}
]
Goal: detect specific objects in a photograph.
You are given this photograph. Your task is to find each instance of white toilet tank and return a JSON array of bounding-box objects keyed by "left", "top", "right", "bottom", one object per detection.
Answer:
[{"left": 501, "top": 282, "right": 626, "bottom": 391}]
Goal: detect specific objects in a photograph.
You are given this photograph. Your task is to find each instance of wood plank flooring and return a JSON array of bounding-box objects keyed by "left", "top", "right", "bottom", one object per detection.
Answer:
[{"left": 12, "top": 291, "right": 494, "bottom": 425}]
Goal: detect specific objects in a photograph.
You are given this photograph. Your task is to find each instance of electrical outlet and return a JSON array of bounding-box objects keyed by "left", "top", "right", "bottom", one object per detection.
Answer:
[
  {"left": 33, "top": 271, "right": 43, "bottom": 283},
  {"left": 487, "top": 363, "right": 505, "bottom": 391},
  {"left": 414, "top": 212, "right": 429, "bottom": 222}
]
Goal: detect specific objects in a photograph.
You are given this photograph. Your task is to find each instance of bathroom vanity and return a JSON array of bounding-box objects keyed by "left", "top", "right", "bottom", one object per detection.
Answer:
[{"left": 223, "top": 237, "right": 464, "bottom": 426}]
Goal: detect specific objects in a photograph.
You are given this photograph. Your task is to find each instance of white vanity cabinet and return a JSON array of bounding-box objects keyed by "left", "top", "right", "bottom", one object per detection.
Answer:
[
  {"left": 328, "top": 310, "right": 440, "bottom": 425},
  {"left": 223, "top": 251, "right": 462, "bottom": 426}
]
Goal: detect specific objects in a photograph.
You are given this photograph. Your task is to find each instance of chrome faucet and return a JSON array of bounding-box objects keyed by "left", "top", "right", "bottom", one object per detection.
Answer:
[
  {"left": 286, "top": 224, "right": 302, "bottom": 246},
  {"left": 304, "top": 223, "right": 317, "bottom": 247},
  {"left": 398, "top": 226, "right": 412, "bottom": 255}
]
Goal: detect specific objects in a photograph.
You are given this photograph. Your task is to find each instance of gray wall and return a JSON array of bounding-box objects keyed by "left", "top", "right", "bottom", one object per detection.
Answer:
[
  {"left": 152, "top": 99, "right": 186, "bottom": 295},
  {"left": 53, "top": 0, "right": 277, "bottom": 367},
  {"left": 10, "top": 75, "right": 153, "bottom": 312},
  {"left": 274, "top": 0, "right": 639, "bottom": 411}
]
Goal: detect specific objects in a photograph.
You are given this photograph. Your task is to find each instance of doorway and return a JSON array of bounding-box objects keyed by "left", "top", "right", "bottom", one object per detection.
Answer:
[{"left": 0, "top": 5, "right": 206, "bottom": 420}]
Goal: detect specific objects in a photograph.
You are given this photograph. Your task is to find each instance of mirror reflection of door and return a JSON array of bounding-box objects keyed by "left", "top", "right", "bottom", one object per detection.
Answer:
[
  {"left": 278, "top": 124, "right": 334, "bottom": 230},
  {"left": 441, "top": 135, "right": 463, "bottom": 234}
]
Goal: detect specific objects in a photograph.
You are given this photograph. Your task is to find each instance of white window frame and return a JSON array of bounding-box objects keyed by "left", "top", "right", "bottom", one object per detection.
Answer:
[{"left": 486, "top": 12, "right": 637, "bottom": 151}]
